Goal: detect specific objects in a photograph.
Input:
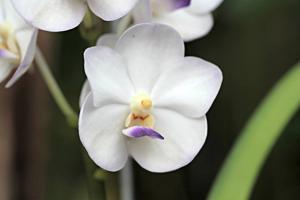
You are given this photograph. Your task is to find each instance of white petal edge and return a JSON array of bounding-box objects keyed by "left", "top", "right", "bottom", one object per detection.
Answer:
[
  {"left": 12, "top": 0, "right": 87, "bottom": 32},
  {"left": 79, "top": 94, "right": 129, "bottom": 171},
  {"left": 96, "top": 33, "right": 118, "bottom": 48},
  {"left": 128, "top": 108, "right": 207, "bottom": 173},
  {"left": 115, "top": 23, "right": 185, "bottom": 92},
  {"left": 2, "top": 0, "right": 28, "bottom": 30},
  {"left": 188, "top": 0, "right": 224, "bottom": 14},
  {"left": 79, "top": 80, "right": 91, "bottom": 108},
  {"left": 84, "top": 46, "right": 135, "bottom": 106},
  {"left": 6, "top": 28, "right": 38, "bottom": 88},
  {"left": 151, "top": 57, "right": 222, "bottom": 118},
  {"left": 87, "top": 0, "right": 138, "bottom": 21},
  {"left": 153, "top": 10, "right": 213, "bottom": 42},
  {"left": 132, "top": 0, "right": 152, "bottom": 23}
]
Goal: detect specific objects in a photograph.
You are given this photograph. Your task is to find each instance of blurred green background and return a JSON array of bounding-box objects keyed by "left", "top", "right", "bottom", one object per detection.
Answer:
[{"left": 0, "top": 0, "right": 299, "bottom": 199}]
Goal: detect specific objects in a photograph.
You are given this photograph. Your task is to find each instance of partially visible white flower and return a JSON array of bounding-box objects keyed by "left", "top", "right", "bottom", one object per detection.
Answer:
[
  {"left": 133, "top": 0, "right": 223, "bottom": 41},
  {"left": 0, "top": 0, "right": 38, "bottom": 87},
  {"left": 79, "top": 23, "right": 222, "bottom": 172},
  {"left": 12, "top": 0, "right": 139, "bottom": 32}
]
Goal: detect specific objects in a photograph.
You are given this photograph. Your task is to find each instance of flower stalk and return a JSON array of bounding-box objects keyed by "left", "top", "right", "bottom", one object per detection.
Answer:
[
  {"left": 83, "top": 149, "right": 107, "bottom": 200},
  {"left": 35, "top": 47, "right": 108, "bottom": 200},
  {"left": 35, "top": 47, "right": 78, "bottom": 128},
  {"left": 207, "top": 62, "right": 300, "bottom": 200}
]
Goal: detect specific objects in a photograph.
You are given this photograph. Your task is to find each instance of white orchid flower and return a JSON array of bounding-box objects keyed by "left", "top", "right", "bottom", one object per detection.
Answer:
[
  {"left": 133, "top": 0, "right": 223, "bottom": 41},
  {"left": 79, "top": 23, "right": 222, "bottom": 172},
  {"left": 12, "top": 0, "right": 139, "bottom": 32},
  {"left": 0, "top": 0, "right": 38, "bottom": 87}
]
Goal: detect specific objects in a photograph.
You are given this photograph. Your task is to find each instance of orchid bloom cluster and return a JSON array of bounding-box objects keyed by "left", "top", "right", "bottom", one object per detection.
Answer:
[{"left": 1, "top": 0, "right": 223, "bottom": 172}]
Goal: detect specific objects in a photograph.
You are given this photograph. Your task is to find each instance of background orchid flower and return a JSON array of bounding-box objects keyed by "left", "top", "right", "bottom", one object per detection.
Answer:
[
  {"left": 133, "top": 0, "right": 224, "bottom": 41},
  {"left": 12, "top": 0, "right": 139, "bottom": 32},
  {"left": 0, "top": 0, "right": 37, "bottom": 87},
  {"left": 79, "top": 23, "right": 222, "bottom": 172}
]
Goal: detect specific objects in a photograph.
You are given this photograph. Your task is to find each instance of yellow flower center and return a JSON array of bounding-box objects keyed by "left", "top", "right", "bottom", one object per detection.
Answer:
[
  {"left": 125, "top": 92, "right": 155, "bottom": 128},
  {"left": 0, "top": 22, "right": 20, "bottom": 59}
]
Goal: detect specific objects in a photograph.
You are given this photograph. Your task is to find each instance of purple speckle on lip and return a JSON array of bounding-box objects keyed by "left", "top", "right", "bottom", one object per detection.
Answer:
[{"left": 123, "top": 126, "right": 164, "bottom": 140}]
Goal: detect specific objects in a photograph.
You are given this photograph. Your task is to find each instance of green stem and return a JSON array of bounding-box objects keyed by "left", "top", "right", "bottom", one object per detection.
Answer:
[
  {"left": 83, "top": 9, "right": 94, "bottom": 29},
  {"left": 35, "top": 47, "right": 108, "bottom": 200},
  {"left": 82, "top": 149, "right": 107, "bottom": 200},
  {"left": 35, "top": 47, "right": 78, "bottom": 128},
  {"left": 116, "top": 14, "right": 132, "bottom": 36},
  {"left": 207, "top": 62, "right": 300, "bottom": 200}
]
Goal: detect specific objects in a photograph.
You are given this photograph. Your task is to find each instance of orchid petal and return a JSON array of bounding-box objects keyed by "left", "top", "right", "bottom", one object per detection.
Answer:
[
  {"left": 2, "top": 0, "right": 27, "bottom": 30},
  {"left": 115, "top": 23, "right": 184, "bottom": 92},
  {"left": 96, "top": 33, "right": 118, "bottom": 48},
  {"left": 188, "top": 0, "right": 223, "bottom": 14},
  {"left": 128, "top": 108, "right": 207, "bottom": 172},
  {"left": 79, "top": 80, "right": 91, "bottom": 108},
  {"left": 12, "top": 0, "right": 86, "bottom": 32},
  {"left": 0, "top": 1, "right": 4, "bottom": 22},
  {"left": 87, "top": 0, "right": 138, "bottom": 21},
  {"left": 80, "top": 34, "right": 118, "bottom": 107},
  {"left": 79, "top": 94, "right": 129, "bottom": 171},
  {"left": 132, "top": 0, "right": 152, "bottom": 23},
  {"left": 122, "top": 126, "right": 164, "bottom": 140},
  {"left": 153, "top": 10, "right": 213, "bottom": 42},
  {"left": 152, "top": 57, "right": 222, "bottom": 118},
  {"left": 6, "top": 28, "right": 38, "bottom": 88},
  {"left": 84, "top": 46, "right": 135, "bottom": 106}
]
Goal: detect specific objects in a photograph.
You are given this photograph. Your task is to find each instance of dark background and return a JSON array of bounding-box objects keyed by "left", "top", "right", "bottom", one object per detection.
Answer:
[{"left": 0, "top": 0, "right": 299, "bottom": 199}]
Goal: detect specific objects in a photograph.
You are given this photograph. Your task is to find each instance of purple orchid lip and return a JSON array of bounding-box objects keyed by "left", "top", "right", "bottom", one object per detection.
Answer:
[
  {"left": 122, "top": 126, "right": 164, "bottom": 140},
  {"left": 152, "top": 0, "right": 191, "bottom": 14},
  {"left": 0, "top": 49, "right": 10, "bottom": 58},
  {"left": 173, "top": 0, "right": 191, "bottom": 10},
  {"left": 0, "top": 49, "right": 18, "bottom": 60}
]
